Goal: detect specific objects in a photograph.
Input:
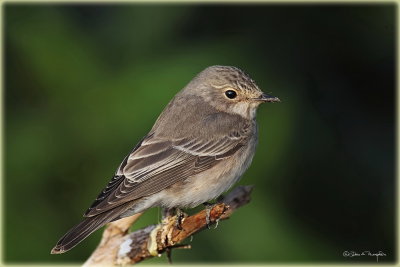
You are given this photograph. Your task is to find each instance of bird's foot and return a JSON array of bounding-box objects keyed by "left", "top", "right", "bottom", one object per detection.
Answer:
[
  {"left": 203, "top": 202, "right": 220, "bottom": 229},
  {"left": 161, "top": 207, "right": 187, "bottom": 230},
  {"left": 175, "top": 208, "right": 186, "bottom": 230}
]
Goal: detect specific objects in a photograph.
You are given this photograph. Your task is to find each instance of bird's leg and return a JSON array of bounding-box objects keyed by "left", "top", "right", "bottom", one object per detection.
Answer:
[
  {"left": 216, "top": 195, "right": 225, "bottom": 203},
  {"left": 161, "top": 208, "right": 188, "bottom": 264},
  {"left": 175, "top": 208, "right": 185, "bottom": 230},
  {"left": 162, "top": 207, "right": 186, "bottom": 230},
  {"left": 162, "top": 207, "right": 176, "bottom": 220},
  {"left": 213, "top": 195, "right": 226, "bottom": 228}
]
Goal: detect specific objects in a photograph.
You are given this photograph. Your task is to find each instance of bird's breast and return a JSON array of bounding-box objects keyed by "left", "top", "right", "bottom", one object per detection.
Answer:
[{"left": 158, "top": 133, "right": 258, "bottom": 208}]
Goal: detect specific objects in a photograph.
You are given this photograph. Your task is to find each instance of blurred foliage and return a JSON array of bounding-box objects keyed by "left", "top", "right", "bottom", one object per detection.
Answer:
[{"left": 4, "top": 3, "right": 395, "bottom": 264}]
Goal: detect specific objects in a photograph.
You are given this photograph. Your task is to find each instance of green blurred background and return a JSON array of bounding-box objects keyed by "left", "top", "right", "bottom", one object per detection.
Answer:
[{"left": 4, "top": 3, "right": 396, "bottom": 264}]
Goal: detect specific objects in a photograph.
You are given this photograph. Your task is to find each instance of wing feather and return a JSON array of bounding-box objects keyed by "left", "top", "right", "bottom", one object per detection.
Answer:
[{"left": 85, "top": 116, "right": 253, "bottom": 217}]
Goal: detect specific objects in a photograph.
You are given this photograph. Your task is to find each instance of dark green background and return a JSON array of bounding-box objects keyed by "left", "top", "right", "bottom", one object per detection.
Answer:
[{"left": 4, "top": 3, "right": 396, "bottom": 264}]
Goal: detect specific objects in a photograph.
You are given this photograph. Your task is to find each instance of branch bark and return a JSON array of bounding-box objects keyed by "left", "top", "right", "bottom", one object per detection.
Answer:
[{"left": 83, "top": 185, "right": 253, "bottom": 266}]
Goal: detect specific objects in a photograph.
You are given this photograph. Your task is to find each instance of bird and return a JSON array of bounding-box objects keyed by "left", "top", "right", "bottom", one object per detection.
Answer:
[{"left": 51, "top": 65, "right": 280, "bottom": 254}]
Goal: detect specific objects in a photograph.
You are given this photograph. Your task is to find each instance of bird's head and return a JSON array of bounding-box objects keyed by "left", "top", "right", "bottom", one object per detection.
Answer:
[{"left": 182, "top": 65, "right": 280, "bottom": 119}]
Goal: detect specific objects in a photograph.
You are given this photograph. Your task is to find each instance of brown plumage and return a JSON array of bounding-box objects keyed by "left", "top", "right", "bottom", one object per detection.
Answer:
[{"left": 51, "top": 65, "right": 279, "bottom": 254}]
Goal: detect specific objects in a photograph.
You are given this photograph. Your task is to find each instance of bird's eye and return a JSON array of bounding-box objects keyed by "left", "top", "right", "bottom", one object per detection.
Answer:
[{"left": 225, "top": 90, "right": 237, "bottom": 99}]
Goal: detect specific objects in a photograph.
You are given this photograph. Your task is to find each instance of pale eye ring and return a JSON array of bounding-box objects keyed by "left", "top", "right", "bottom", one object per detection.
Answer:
[{"left": 225, "top": 90, "right": 237, "bottom": 99}]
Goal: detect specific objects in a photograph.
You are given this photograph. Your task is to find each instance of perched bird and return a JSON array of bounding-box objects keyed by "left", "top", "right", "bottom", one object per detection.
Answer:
[{"left": 51, "top": 65, "right": 280, "bottom": 254}]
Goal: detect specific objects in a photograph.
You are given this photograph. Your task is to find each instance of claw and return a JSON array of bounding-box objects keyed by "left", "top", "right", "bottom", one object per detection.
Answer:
[
  {"left": 203, "top": 198, "right": 225, "bottom": 229},
  {"left": 203, "top": 202, "right": 213, "bottom": 229},
  {"left": 205, "top": 206, "right": 211, "bottom": 229}
]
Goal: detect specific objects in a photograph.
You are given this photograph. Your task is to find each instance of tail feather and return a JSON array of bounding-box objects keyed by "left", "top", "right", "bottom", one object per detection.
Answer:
[{"left": 51, "top": 202, "right": 132, "bottom": 254}]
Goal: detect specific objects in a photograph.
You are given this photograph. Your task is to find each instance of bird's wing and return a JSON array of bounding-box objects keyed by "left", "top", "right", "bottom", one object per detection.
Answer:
[{"left": 84, "top": 125, "right": 250, "bottom": 217}]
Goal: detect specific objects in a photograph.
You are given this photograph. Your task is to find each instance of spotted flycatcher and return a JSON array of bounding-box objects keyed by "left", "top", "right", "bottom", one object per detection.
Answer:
[{"left": 51, "top": 65, "right": 280, "bottom": 254}]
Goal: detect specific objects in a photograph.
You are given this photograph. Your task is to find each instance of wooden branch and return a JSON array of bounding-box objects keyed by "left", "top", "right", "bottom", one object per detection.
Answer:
[
  {"left": 84, "top": 185, "right": 253, "bottom": 266},
  {"left": 83, "top": 214, "right": 143, "bottom": 267}
]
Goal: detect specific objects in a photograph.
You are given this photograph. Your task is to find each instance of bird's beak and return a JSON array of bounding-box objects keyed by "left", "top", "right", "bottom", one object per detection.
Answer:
[{"left": 253, "top": 92, "right": 280, "bottom": 103}]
